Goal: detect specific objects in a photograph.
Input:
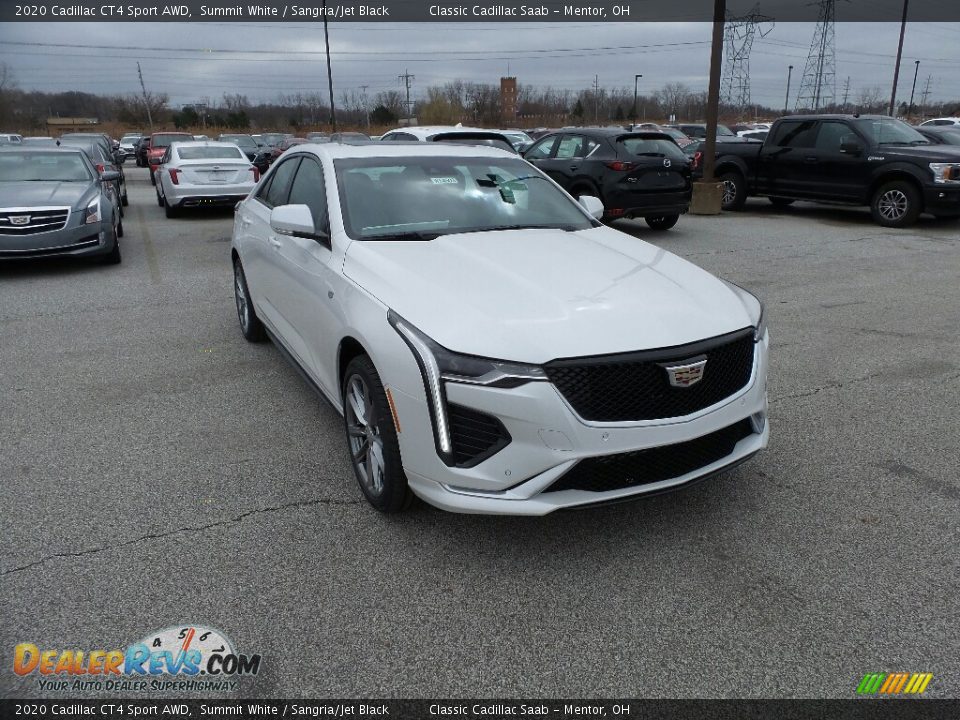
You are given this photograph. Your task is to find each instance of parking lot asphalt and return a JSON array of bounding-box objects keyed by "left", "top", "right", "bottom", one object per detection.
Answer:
[{"left": 1, "top": 166, "right": 958, "bottom": 699}]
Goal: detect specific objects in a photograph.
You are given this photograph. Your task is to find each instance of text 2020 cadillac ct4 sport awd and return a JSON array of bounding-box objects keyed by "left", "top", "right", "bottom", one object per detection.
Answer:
[{"left": 231, "top": 143, "right": 769, "bottom": 515}]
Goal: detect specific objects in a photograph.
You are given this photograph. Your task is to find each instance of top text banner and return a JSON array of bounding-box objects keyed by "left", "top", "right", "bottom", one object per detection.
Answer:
[{"left": 3, "top": 0, "right": 960, "bottom": 23}]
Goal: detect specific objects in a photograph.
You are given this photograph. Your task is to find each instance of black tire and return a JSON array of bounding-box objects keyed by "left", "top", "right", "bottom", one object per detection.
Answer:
[
  {"left": 644, "top": 214, "right": 680, "bottom": 231},
  {"left": 150, "top": 170, "right": 156, "bottom": 186},
  {"left": 769, "top": 196, "right": 795, "bottom": 207},
  {"left": 121, "top": 192, "right": 129, "bottom": 207},
  {"left": 164, "top": 196, "right": 179, "bottom": 218},
  {"left": 233, "top": 258, "right": 266, "bottom": 343},
  {"left": 871, "top": 180, "right": 921, "bottom": 228},
  {"left": 719, "top": 171, "right": 747, "bottom": 211},
  {"left": 117, "top": 219, "right": 124, "bottom": 238},
  {"left": 342, "top": 355, "right": 413, "bottom": 514},
  {"left": 156, "top": 189, "right": 164, "bottom": 207},
  {"left": 99, "top": 226, "right": 121, "bottom": 265}
]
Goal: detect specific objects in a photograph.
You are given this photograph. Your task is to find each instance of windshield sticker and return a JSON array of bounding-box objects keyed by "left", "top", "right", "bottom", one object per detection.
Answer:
[{"left": 430, "top": 177, "right": 459, "bottom": 184}]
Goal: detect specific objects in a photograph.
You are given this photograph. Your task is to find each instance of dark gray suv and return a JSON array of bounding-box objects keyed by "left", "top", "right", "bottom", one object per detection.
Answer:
[{"left": 0, "top": 148, "right": 123, "bottom": 264}]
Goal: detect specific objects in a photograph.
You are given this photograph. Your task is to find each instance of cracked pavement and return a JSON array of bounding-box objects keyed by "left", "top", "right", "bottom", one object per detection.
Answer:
[{"left": 1, "top": 170, "right": 958, "bottom": 699}]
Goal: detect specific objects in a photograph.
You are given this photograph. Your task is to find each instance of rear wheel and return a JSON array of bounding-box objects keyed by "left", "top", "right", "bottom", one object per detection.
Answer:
[
  {"left": 149, "top": 170, "right": 156, "bottom": 186},
  {"left": 871, "top": 180, "right": 921, "bottom": 228},
  {"left": 233, "top": 258, "right": 266, "bottom": 343},
  {"left": 644, "top": 214, "right": 679, "bottom": 231},
  {"left": 342, "top": 355, "right": 412, "bottom": 514},
  {"left": 719, "top": 171, "right": 747, "bottom": 211},
  {"left": 163, "top": 196, "right": 179, "bottom": 218},
  {"left": 117, "top": 219, "right": 123, "bottom": 238}
]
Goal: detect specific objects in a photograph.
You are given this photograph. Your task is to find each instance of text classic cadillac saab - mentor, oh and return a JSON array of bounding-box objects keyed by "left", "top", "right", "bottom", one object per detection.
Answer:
[{"left": 231, "top": 143, "right": 769, "bottom": 515}]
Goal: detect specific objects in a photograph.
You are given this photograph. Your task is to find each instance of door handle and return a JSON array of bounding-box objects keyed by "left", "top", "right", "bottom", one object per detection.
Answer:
[
  {"left": 268, "top": 235, "right": 282, "bottom": 248},
  {"left": 240, "top": 217, "right": 251, "bottom": 228},
  {"left": 569, "top": 165, "right": 579, "bottom": 171}
]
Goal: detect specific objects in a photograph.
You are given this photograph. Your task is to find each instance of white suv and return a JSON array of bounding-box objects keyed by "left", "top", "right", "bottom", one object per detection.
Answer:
[{"left": 231, "top": 143, "right": 769, "bottom": 515}]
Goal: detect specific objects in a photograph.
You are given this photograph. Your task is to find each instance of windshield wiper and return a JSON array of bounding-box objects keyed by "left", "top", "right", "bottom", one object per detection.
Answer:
[
  {"left": 363, "top": 231, "right": 443, "bottom": 241},
  {"left": 461, "top": 223, "right": 580, "bottom": 233}
]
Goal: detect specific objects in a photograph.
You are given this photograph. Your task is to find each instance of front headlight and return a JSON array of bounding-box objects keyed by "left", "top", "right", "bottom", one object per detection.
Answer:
[
  {"left": 929, "top": 162, "right": 960, "bottom": 184},
  {"left": 721, "top": 279, "right": 766, "bottom": 341},
  {"left": 83, "top": 198, "right": 101, "bottom": 225},
  {"left": 388, "top": 311, "right": 545, "bottom": 460}
]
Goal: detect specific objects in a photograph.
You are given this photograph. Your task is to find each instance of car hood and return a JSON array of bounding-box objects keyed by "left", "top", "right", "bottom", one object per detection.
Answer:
[
  {"left": 343, "top": 226, "right": 755, "bottom": 363},
  {"left": 0, "top": 181, "right": 95, "bottom": 209},
  {"left": 879, "top": 144, "right": 960, "bottom": 160}
]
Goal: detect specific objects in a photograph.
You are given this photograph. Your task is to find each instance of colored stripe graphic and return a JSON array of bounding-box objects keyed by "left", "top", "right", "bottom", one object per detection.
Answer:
[{"left": 858, "top": 672, "right": 933, "bottom": 695}]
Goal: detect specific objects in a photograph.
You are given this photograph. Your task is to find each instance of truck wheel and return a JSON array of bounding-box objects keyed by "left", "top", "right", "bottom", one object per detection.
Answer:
[
  {"left": 644, "top": 214, "right": 679, "bottom": 231},
  {"left": 769, "top": 197, "right": 795, "bottom": 207},
  {"left": 719, "top": 171, "right": 747, "bottom": 211},
  {"left": 871, "top": 181, "right": 921, "bottom": 228}
]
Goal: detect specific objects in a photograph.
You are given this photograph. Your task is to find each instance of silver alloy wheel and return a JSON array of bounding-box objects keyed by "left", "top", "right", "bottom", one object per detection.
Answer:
[
  {"left": 234, "top": 264, "right": 250, "bottom": 332},
  {"left": 345, "top": 375, "right": 385, "bottom": 495},
  {"left": 722, "top": 180, "right": 737, "bottom": 205},
  {"left": 878, "top": 189, "right": 908, "bottom": 221}
]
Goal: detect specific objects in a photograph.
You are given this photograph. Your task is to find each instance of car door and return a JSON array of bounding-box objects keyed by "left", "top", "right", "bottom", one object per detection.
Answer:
[
  {"left": 240, "top": 157, "right": 301, "bottom": 340},
  {"left": 269, "top": 155, "right": 343, "bottom": 396},
  {"left": 523, "top": 134, "right": 561, "bottom": 181},
  {"left": 806, "top": 120, "right": 872, "bottom": 201},
  {"left": 760, "top": 119, "right": 819, "bottom": 197}
]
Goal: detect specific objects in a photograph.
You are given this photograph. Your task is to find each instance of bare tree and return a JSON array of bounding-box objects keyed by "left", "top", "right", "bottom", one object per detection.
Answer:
[{"left": 655, "top": 82, "right": 692, "bottom": 119}]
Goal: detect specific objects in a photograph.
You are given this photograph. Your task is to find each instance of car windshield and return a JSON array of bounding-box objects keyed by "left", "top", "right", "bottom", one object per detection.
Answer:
[
  {"left": 853, "top": 118, "right": 929, "bottom": 145},
  {"left": 0, "top": 152, "right": 93, "bottom": 182},
  {"left": 935, "top": 130, "right": 960, "bottom": 145},
  {"left": 335, "top": 156, "right": 596, "bottom": 240},
  {"left": 177, "top": 146, "right": 246, "bottom": 160},
  {"left": 618, "top": 136, "right": 689, "bottom": 161},
  {"left": 660, "top": 128, "right": 687, "bottom": 141},
  {"left": 222, "top": 136, "right": 258, "bottom": 150},
  {"left": 153, "top": 134, "right": 191, "bottom": 148},
  {"left": 717, "top": 125, "right": 735, "bottom": 136}
]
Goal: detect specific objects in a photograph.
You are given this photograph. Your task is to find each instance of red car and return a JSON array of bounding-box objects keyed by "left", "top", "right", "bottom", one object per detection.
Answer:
[{"left": 147, "top": 132, "right": 193, "bottom": 185}]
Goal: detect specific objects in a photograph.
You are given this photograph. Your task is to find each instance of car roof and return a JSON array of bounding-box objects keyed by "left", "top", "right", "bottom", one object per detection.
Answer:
[
  {"left": 0, "top": 145, "right": 85, "bottom": 154},
  {"left": 383, "top": 126, "right": 506, "bottom": 139},
  {"left": 287, "top": 142, "right": 518, "bottom": 160}
]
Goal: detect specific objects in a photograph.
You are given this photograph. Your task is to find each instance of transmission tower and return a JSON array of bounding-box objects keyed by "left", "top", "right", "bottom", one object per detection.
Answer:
[
  {"left": 720, "top": 3, "right": 774, "bottom": 113},
  {"left": 796, "top": 0, "right": 844, "bottom": 111}
]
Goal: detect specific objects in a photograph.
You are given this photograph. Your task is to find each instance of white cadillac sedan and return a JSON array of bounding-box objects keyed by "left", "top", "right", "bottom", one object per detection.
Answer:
[
  {"left": 231, "top": 143, "right": 769, "bottom": 515},
  {"left": 156, "top": 141, "right": 259, "bottom": 217}
]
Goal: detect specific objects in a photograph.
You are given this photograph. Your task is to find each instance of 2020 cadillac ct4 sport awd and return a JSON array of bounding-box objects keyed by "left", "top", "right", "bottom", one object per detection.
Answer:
[{"left": 231, "top": 143, "right": 769, "bottom": 515}]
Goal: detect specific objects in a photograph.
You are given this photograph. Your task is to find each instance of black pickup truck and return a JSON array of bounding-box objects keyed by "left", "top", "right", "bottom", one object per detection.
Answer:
[{"left": 703, "top": 114, "right": 960, "bottom": 227}]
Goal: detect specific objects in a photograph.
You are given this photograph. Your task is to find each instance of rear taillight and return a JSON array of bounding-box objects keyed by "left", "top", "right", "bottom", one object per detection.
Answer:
[
  {"left": 95, "top": 164, "right": 105, "bottom": 173},
  {"left": 168, "top": 168, "right": 180, "bottom": 185},
  {"left": 607, "top": 208, "right": 626, "bottom": 217},
  {"left": 250, "top": 167, "right": 260, "bottom": 182},
  {"left": 692, "top": 151, "right": 703, "bottom": 170},
  {"left": 605, "top": 161, "right": 637, "bottom": 172}
]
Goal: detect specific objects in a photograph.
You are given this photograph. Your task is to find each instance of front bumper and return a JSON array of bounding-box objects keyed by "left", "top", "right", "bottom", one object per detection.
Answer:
[
  {"left": 0, "top": 223, "right": 114, "bottom": 259},
  {"left": 923, "top": 185, "right": 960, "bottom": 217},
  {"left": 390, "top": 332, "right": 769, "bottom": 515}
]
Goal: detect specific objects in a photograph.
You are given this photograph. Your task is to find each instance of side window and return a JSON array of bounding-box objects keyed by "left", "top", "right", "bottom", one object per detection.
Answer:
[
  {"left": 525, "top": 136, "right": 557, "bottom": 160},
  {"left": 287, "top": 158, "right": 329, "bottom": 237},
  {"left": 555, "top": 135, "right": 585, "bottom": 159},
  {"left": 262, "top": 157, "right": 301, "bottom": 209},
  {"left": 815, "top": 122, "right": 854, "bottom": 152},
  {"left": 771, "top": 120, "right": 818, "bottom": 148}
]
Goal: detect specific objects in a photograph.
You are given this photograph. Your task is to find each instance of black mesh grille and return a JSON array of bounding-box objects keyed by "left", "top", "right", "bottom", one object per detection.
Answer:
[
  {"left": 545, "top": 419, "right": 753, "bottom": 494},
  {"left": 544, "top": 329, "right": 755, "bottom": 422},
  {"left": 0, "top": 208, "right": 70, "bottom": 235},
  {"left": 448, "top": 403, "right": 511, "bottom": 467}
]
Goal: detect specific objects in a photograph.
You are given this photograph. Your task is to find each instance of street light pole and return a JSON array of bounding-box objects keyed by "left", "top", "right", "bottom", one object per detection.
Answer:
[
  {"left": 888, "top": 0, "right": 909, "bottom": 117},
  {"left": 784, "top": 65, "right": 793, "bottom": 116},
  {"left": 323, "top": 0, "right": 336, "bottom": 131},
  {"left": 633, "top": 74, "right": 642, "bottom": 128},
  {"left": 908, "top": 60, "right": 920, "bottom": 119}
]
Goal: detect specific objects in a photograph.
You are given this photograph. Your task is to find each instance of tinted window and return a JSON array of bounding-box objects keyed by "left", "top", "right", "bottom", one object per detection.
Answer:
[
  {"left": 525, "top": 136, "right": 557, "bottom": 160},
  {"left": 815, "top": 121, "right": 855, "bottom": 151},
  {"left": 618, "top": 136, "right": 687, "bottom": 161},
  {"left": 287, "top": 158, "right": 328, "bottom": 234},
  {"left": 176, "top": 146, "right": 246, "bottom": 160},
  {"left": 260, "top": 158, "right": 300, "bottom": 208},
  {"left": 152, "top": 134, "right": 191, "bottom": 147},
  {"left": 771, "top": 121, "right": 818, "bottom": 148}
]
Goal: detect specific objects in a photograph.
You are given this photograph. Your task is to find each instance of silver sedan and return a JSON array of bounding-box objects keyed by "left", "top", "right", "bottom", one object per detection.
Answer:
[{"left": 155, "top": 141, "right": 259, "bottom": 218}]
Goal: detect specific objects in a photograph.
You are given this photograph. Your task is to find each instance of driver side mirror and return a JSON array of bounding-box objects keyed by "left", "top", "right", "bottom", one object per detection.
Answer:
[
  {"left": 578, "top": 195, "right": 604, "bottom": 219},
  {"left": 100, "top": 170, "right": 120, "bottom": 182},
  {"left": 270, "top": 204, "right": 329, "bottom": 243},
  {"left": 840, "top": 140, "right": 863, "bottom": 155}
]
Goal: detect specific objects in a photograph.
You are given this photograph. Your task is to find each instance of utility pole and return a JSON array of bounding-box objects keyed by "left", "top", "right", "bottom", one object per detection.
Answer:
[
  {"left": 841, "top": 76, "right": 851, "bottom": 111},
  {"left": 633, "top": 74, "right": 642, "bottom": 128},
  {"left": 593, "top": 75, "right": 600, "bottom": 124},
  {"left": 908, "top": 60, "right": 920, "bottom": 119},
  {"left": 702, "top": 0, "right": 725, "bottom": 184},
  {"left": 889, "top": 0, "right": 909, "bottom": 116},
  {"left": 784, "top": 65, "right": 793, "bottom": 115},
  {"left": 137, "top": 62, "right": 154, "bottom": 131},
  {"left": 322, "top": 0, "right": 336, "bottom": 130},
  {"left": 919, "top": 74, "right": 932, "bottom": 120},
  {"left": 360, "top": 84, "right": 370, "bottom": 128},
  {"left": 399, "top": 69, "right": 415, "bottom": 122}
]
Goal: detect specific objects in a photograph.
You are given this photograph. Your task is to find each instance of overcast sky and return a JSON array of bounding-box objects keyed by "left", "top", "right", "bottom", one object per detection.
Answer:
[{"left": 2, "top": 20, "right": 958, "bottom": 110}]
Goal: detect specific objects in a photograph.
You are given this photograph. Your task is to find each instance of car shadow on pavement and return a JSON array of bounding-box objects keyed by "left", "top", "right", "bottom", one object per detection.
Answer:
[{"left": 0, "top": 257, "right": 114, "bottom": 278}]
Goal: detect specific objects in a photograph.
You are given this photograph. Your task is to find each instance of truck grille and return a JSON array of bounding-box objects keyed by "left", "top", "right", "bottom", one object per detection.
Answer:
[
  {"left": 544, "top": 419, "right": 753, "bottom": 494},
  {"left": 544, "top": 328, "right": 755, "bottom": 422},
  {"left": 448, "top": 403, "right": 511, "bottom": 467},
  {"left": 0, "top": 208, "right": 70, "bottom": 235}
]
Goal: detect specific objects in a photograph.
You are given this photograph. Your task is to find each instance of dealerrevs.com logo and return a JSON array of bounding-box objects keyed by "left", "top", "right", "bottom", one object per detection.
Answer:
[{"left": 13, "top": 625, "right": 261, "bottom": 693}]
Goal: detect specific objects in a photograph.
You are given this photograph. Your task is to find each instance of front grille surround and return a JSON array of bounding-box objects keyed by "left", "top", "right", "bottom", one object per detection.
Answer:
[
  {"left": 544, "top": 419, "right": 754, "bottom": 494},
  {"left": 544, "top": 328, "right": 756, "bottom": 423},
  {"left": 0, "top": 207, "right": 71, "bottom": 235}
]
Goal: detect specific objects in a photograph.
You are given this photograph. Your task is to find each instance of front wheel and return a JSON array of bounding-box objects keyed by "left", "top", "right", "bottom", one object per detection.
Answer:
[
  {"left": 233, "top": 258, "right": 266, "bottom": 343},
  {"left": 342, "top": 355, "right": 412, "bottom": 514},
  {"left": 644, "top": 214, "right": 679, "bottom": 231},
  {"left": 99, "top": 225, "right": 121, "bottom": 265},
  {"left": 719, "top": 171, "right": 747, "bottom": 211},
  {"left": 871, "top": 180, "right": 921, "bottom": 228}
]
